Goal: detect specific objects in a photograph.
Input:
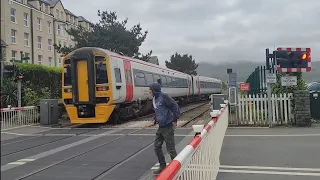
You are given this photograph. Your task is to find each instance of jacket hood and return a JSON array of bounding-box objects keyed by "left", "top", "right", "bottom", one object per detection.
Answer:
[{"left": 149, "top": 82, "right": 161, "bottom": 98}]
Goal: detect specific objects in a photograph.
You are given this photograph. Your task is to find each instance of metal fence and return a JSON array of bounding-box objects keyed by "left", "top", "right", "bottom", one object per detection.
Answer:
[
  {"left": 156, "top": 103, "right": 229, "bottom": 180},
  {"left": 1, "top": 106, "right": 39, "bottom": 130}
]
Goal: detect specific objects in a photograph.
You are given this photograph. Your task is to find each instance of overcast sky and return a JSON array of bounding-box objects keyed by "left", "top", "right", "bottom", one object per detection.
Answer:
[{"left": 63, "top": 0, "right": 320, "bottom": 66}]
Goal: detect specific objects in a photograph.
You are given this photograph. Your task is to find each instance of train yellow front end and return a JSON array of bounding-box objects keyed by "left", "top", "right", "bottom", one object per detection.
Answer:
[{"left": 62, "top": 48, "right": 115, "bottom": 124}]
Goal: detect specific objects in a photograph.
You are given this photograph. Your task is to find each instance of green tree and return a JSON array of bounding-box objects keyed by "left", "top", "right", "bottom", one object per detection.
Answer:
[
  {"left": 165, "top": 52, "right": 198, "bottom": 75},
  {"left": 54, "top": 10, "right": 152, "bottom": 61}
]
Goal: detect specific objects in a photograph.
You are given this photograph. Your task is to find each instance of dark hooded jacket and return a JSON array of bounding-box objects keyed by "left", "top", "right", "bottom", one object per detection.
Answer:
[{"left": 149, "top": 83, "right": 180, "bottom": 127}]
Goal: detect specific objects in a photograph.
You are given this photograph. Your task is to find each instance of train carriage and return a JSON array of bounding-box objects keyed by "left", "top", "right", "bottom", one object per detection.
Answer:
[{"left": 62, "top": 47, "right": 222, "bottom": 124}]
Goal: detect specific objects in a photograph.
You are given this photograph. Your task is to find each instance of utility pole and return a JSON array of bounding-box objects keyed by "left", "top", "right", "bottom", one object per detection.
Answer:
[{"left": 266, "top": 49, "right": 273, "bottom": 127}]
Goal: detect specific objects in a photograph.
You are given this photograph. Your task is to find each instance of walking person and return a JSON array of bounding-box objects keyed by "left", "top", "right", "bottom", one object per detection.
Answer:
[{"left": 149, "top": 82, "right": 181, "bottom": 175}]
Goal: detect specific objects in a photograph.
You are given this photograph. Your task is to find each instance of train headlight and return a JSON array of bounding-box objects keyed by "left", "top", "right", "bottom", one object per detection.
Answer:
[
  {"left": 64, "top": 88, "right": 72, "bottom": 93},
  {"left": 96, "top": 86, "right": 108, "bottom": 91}
]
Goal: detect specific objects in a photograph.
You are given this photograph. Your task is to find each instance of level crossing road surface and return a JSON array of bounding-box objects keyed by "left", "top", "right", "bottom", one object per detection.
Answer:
[
  {"left": 217, "top": 127, "right": 320, "bottom": 180},
  {"left": 1, "top": 125, "right": 195, "bottom": 180}
]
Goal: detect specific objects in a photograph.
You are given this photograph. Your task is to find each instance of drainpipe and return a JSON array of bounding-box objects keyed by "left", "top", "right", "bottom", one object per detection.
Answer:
[{"left": 30, "top": 8, "right": 34, "bottom": 64}]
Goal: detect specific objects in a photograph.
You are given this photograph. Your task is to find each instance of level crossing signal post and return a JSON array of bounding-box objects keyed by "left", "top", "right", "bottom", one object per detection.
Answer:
[{"left": 265, "top": 47, "right": 312, "bottom": 127}]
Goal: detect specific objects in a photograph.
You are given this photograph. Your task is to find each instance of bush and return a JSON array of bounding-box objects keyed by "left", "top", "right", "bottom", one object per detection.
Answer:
[
  {"left": 16, "top": 63, "right": 62, "bottom": 99},
  {"left": 1, "top": 63, "right": 63, "bottom": 108},
  {"left": 1, "top": 77, "right": 18, "bottom": 107}
]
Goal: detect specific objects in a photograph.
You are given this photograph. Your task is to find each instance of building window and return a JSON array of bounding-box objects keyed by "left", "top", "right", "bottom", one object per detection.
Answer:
[
  {"left": 37, "top": 36, "right": 42, "bottom": 49},
  {"left": 11, "top": 29, "right": 17, "bottom": 43},
  {"left": 24, "top": 33, "right": 29, "bottom": 46},
  {"left": 47, "top": 21, "right": 51, "bottom": 33},
  {"left": 10, "top": 8, "right": 16, "bottom": 22},
  {"left": 58, "top": 57, "right": 61, "bottom": 67},
  {"left": 49, "top": 57, "right": 52, "bottom": 66},
  {"left": 56, "top": 9, "right": 59, "bottom": 18},
  {"left": 38, "top": 55, "right": 42, "bottom": 64},
  {"left": 24, "top": 13, "right": 28, "bottom": 26},
  {"left": 57, "top": 24, "right": 60, "bottom": 35},
  {"left": 37, "top": 18, "right": 41, "bottom": 30},
  {"left": 39, "top": 2, "right": 42, "bottom": 11},
  {"left": 11, "top": 50, "right": 17, "bottom": 60},
  {"left": 45, "top": 5, "right": 48, "bottom": 13},
  {"left": 48, "top": 39, "right": 52, "bottom": 51},
  {"left": 60, "top": 11, "right": 63, "bottom": 20}
]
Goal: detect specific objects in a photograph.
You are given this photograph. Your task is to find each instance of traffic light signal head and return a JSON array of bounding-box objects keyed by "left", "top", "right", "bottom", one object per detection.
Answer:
[{"left": 275, "top": 47, "right": 311, "bottom": 72}]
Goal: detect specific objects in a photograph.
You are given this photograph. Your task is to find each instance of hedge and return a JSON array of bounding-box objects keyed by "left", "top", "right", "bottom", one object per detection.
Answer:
[
  {"left": 1, "top": 63, "right": 63, "bottom": 108},
  {"left": 16, "top": 63, "right": 62, "bottom": 99}
]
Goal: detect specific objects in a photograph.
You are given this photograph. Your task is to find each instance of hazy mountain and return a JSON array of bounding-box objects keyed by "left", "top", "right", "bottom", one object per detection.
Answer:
[{"left": 197, "top": 61, "right": 320, "bottom": 83}]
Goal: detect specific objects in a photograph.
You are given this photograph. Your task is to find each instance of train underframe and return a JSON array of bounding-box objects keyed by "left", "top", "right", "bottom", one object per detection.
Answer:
[{"left": 108, "top": 93, "right": 220, "bottom": 124}]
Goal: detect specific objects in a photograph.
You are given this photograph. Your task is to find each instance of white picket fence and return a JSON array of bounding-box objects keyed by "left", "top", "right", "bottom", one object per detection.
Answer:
[{"left": 237, "top": 93, "right": 293, "bottom": 126}]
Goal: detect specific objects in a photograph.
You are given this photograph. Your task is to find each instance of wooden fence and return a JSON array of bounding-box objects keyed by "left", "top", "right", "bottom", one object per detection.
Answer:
[{"left": 236, "top": 93, "right": 293, "bottom": 126}]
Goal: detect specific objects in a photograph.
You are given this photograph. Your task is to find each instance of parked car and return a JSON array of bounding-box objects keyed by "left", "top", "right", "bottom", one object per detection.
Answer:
[{"left": 307, "top": 82, "right": 320, "bottom": 92}]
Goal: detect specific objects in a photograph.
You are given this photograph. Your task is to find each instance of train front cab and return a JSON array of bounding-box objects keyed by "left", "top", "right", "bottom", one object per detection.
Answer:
[{"left": 62, "top": 51, "right": 115, "bottom": 124}]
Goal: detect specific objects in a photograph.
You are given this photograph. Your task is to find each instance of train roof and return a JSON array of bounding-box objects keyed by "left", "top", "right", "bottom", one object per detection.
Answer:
[
  {"left": 64, "top": 47, "right": 222, "bottom": 82},
  {"left": 64, "top": 47, "right": 190, "bottom": 76}
]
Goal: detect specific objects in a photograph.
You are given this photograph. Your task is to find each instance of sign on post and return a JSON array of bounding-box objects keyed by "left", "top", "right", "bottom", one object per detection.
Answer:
[
  {"left": 281, "top": 76, "right": 297, "bottom": 86},
  {"left": 240, "top": 82, "right": 250, "bottom": 91},
  {"left": 229, "top": 87, "right": 237, "bottom": 105},
  {"left": 266, "top": 73, "right": 277, "bottom": 83}
]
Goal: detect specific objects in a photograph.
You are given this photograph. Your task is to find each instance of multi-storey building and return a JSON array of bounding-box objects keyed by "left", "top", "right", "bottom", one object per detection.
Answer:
[{"left": 0, "top": 0, "right": 93, "bottom": 67}]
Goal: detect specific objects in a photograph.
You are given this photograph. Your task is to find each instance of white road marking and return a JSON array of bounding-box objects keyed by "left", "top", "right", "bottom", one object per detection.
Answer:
[
  {"left": 0, "top": 132, "right": 40, "bottom": 136},
  {"left": 225, "top": 134, "right": 320, "bottom": 137},
  {"left": 220, "top": 165, "right": 320, "bottom": 172},
  {"left": 218, "top": 169, "right": 320, "bottom": 176}
]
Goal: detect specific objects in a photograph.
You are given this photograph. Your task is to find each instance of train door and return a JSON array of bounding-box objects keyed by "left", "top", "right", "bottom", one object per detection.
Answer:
[
  {"left": 197, "top": 77, "right": 200, "bottom": 94},
  {"left": 112, "top": 59, "right": 121, "bottom": 101},
  {"left": 77, "top": 60, "right": 89, "bottom": 101},
  {"left": 124, "top": 61, "right": 133, "bottom": 102},
  {"left": 187, "top": 77, "right": 191, "bottom": 95}
]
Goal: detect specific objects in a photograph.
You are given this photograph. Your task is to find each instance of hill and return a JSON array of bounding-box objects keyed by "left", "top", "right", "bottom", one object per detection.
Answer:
[{"left": 196, "top": 61, "right": 320, "bottom": 83}]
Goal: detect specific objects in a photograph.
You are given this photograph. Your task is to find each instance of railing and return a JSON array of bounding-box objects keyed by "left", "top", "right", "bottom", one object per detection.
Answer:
[
  {"left": 237, "top": 93, "right": 293, "bottom": 126},
  {"left": 156, "top": 103, "right": 229, "bottom": 180},
  {"left": 1, "top": 106, "right": 40, "bottom": 130}
]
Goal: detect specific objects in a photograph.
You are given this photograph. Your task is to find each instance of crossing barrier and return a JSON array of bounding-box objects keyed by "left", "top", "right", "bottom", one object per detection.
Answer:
[
  {"left": 156, "top": 102, "right": 229, "bottom": 180},
  {"left": 1, "top": 106, "right": 39, "bottom": 130}
]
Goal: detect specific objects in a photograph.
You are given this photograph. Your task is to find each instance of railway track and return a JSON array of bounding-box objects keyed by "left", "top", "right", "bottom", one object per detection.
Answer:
[{"left": 65, "top": 101, "right": 210, "bottom": 129}]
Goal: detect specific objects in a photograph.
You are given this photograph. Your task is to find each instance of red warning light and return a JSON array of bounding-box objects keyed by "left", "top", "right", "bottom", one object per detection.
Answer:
[{"left": 97, "top": 87, "right": 103, "bottom": 91}]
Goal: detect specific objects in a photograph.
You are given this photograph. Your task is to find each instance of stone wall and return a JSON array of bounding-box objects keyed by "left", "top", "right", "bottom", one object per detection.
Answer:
[{"left": 293, "top": 90, "right": 311, "bottom": 127}]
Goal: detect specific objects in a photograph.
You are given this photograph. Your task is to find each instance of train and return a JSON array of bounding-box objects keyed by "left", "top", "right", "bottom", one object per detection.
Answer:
[{"left": 61, "top": 47, "right": 223, "bottom": 124}]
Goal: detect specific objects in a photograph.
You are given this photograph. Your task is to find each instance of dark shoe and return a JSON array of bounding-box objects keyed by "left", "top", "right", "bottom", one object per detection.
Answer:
[{"left": 153, "top": 165, "right": 166, "bottom": 175}]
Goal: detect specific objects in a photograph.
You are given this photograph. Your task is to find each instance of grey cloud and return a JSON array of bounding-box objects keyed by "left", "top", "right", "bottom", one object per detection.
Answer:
[{"left": 62, "top": 0, "right": 320, "bottom": 66}]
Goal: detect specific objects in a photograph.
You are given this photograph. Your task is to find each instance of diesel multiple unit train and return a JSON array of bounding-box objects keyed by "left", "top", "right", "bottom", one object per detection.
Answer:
[{"left": 62, "top": 47, "right": 222, "bottom": 124}]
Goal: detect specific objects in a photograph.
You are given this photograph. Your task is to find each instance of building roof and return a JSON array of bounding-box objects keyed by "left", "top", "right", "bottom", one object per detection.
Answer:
[
  {"left": 42, "top": 0, "right": 59, "bottom": 6},
  {"left": 65, "top": 9, "right": 78, "bottom": 17},
  {"left": 78, "top": 16, "right": 92, "bottom": 24}
]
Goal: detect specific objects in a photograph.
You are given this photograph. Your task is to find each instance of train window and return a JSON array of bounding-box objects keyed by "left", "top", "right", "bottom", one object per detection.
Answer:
[
  {"left": 145, "top": 73, "right": 153, "bottom": 85},
  {"left": 114, "top": 68, "right": 122, "bottom": 83},
  {"left": 95, "top": 63, "right": 108, "bottom": 84},
  {"left": 63, "top": 65, "right": 71, "bottom": 86},
  {"left": 166, "top": 76, "right": 172, "bottom": 87},
  {"left": 153, "top": 74, "right": 160, "bottom": 83},
  {"left": 161, "top": 76, "right": 167, "bottom": 86},
  {"left": 95, "top": 56, "right": 105, "bottom": 63},
  {"left": 184, "top": 79, "right": 188, "bottom": 88},
  {"left": 134, "top": 72, "right": 146, "bottom": 86},
  {"left": 171, "top": 78, "right": 177, "bottom": 87}
]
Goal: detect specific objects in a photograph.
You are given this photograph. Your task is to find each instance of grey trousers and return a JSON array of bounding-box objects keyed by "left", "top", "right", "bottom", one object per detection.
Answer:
[{"left": 154, "top": 125, "right": 177, "bottom": 168}]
